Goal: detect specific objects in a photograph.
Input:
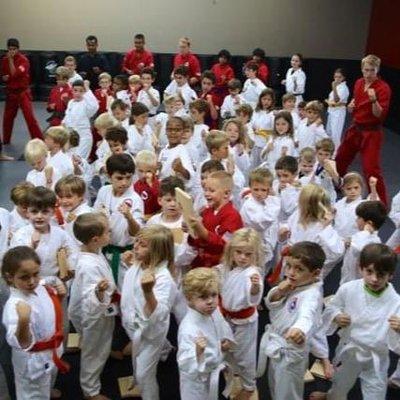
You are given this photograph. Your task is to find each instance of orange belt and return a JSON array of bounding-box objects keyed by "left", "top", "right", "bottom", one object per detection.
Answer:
[
  {"left": 267, "top": 246, "right": 291, "bottom": 285},
  {"left": 30, "top": 286, "right": 70, "bottom": 374}
]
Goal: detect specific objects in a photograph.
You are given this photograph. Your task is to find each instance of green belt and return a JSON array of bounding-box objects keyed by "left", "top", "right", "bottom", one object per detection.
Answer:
[{"left": 102, "top": 244, "right": 133, "bottom": 284}]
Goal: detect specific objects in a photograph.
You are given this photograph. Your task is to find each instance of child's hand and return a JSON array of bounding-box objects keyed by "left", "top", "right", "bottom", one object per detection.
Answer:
[
  {"left": 83, "top": 80, "right": 90, "bottom": 91},
  {"left": 334, "top": 313, "right": 351, "bottom": 328},
  {"left": 16, "top": 301, "right": 31, "bottom": 322},
  {"left": 281, "top": 146, "right": 288, "bottom": 157},
  {"left": 44, "top": 165, "right": 53, "bottom": 188},
  {"left": 195, "top": 335, "right": 207, "bottom": 358},
  {"left": 54, "top": 281, "right": 67, "bottom": 297},
  {"left": 31, "top": 231, "right": 41, "bottom": 249},
  {"left": 172, "top": 158, "right": 185, "bottom": 174},
  {"left": 266, "top": 141, "right": 274, "bottom": 153},
  {"left": 118, "top": 202, "right": 132, "bottom": 218},
  {"left": 250, "top": 274, "right": 261, "bottom": 294},
  {"left": 285, "top": 327, "right": 305, "bottom": 345},
  {"left": 48, "top": 103, "right": 55, "bottom": 110},
  {"left": 96, "top": 278, "right": 109, "bottom": 293},
  {"left": 278, "top": 227, "right": 290, "bottom": 242},
  {"left": 121, "top": 250, "right": 135, "bottom": 266},
  {"left": 367, "top": 88, "right": 377, "bottom": 102},
  {"left": 141, "top": 270, "right": 156, "bottom": 294},
  {"left": 226, "top": 154, "right": 235, "bottom": 175},
  {"left": 389, "top": 316, "right": 400, "bottom": 333},
  {"left": 363, "top": 221, "right": 375, "bottom": 234},
  {"left": 99, "top": 203, "right": 110, "bottom": 218},
  {"left": 323, "top": 159, "right": 337, "bottom": 177},
  {"left": 321, "top": 208, "right": 334, "bottom": 227},
  {"left": 344, "top": 238, "right": 351, "bottom": 249},
  {"left": 72, "top": 154, "right": 82, "bottom": 167},
  {"left": 369, "top": 176, "right": 378, "bottom": 188},
  {"left": 66, "top": 212, "right": 77, "bottom": 224},
  {"left": 151, "top": 134, "right": 159, "bottom": 150},
  {"left": 145, "top": 171, "right": 154, "bottom": 186},
  {"left": 201, "top": 129, "right": 208, "bottom": 141},
  {"left": 347, "top": 99, "right": 355, "bottom": 112},
  {"left": 221, "top": 338, "right": 233, "bottom": 352},
  {"left": 277, "top": 279, "right": 295, "bottom": 295}
]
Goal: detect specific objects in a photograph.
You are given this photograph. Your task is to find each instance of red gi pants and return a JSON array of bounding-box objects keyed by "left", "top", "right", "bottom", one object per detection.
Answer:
[
  {"left": 2, "top": 89, "right": 42, "bottom": 143},
  {"left": 335, "top": 124, "right": 387, "bottom": 206}
]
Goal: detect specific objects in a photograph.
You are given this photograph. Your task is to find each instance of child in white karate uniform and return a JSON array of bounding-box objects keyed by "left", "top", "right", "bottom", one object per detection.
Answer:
[
  {"left": 0, "top": 208, "right": 10, "bottom": 262},
  {"left": 340, "top": 200, "right": 387, "bottom": 284},
  {"left": 281, "top": 93, "right": 301, "bottom": 131},
  {"left": 93, "top": 154, "right": 144, "bottom": 289},
  {"left": 9, "top": 182, "right": 33, "bottom": 235},
  {"left": 24, "top": 139, "right": 62, "bottom": 190},
  {"left": 45, "top": 126, "right": 74, "bottom": 178},
  {"left": 2, "top": 246, "right": 67, "bottom": 400},
  {"left": 188, "top": 99, "right": 210, "bottom": 162},
  {"left": 241, "top": 63, "right": 266, "bottom": 109},
  {"left": 224, "top": 118, "right": 251, "bottom": 179},
  {"left": 62, "top": 80, "right": 99, "bottom": 159},
  {"left": 281, "top": 53, "right": 306, "bottom": 106},
  {"left": 158, "top": 117, "right": 194, "bottom": 184},
  {"left": 154, "top": 95, "right": 177, "bottom": 149},
  {"left": 164, "top": 65, "right": 197, "bottom": 111},
  {"left": 178, "top": 267, "right": 234, "bottom": 400},
  {"left": 250, "top": 88, "right": 275, "bottom": 168},
  {"left": 216, "top": 228, "right": 263, "bottom": 399},
  {"left": 10, "top": 186, "right": 77, "bottom": 280},
  {"left": 127, "top": 102, "right": 155, "bottom": 157},
  {"left": 137, "top": 68, "right": 160, "bottom": 126},
  {"left": 110, "top": 99, "right": 130, "bottom": 130},
  {"left": 310, "top": 244, "right": 400, "bottom": 400},
  {"left": 295, "top": 101, "right": 327, "bottom": 151},
  {"left": 121, "top": 225, "right": 177, "bottom": 400},
  {"left": 112, "top": 75, "right": 132, "bottom": 110},
  {"left": 220, "top": 79, "right": 244, "bottom": 119},
  {"left": 54, "top": 176, "right": 93, "bottom": 245},
  {"left": 326, "top": 68, "right": 349, "bottom": 151},
  {"left": 257, "top": 242, "right": 325, "bottom": 400},
  {"left": 68, "top": 213, "right": 117, "bottom": 400},
  {"left": 240, "top": 168, "right": 281, "bottom": 273},
  {"left": 279, "top": 184, "right": 344, "bottom": 278},
  {"left": 297, "top": 147, "right": 316, "bottom": 184},
  {"left": 261, "top": 110, "right": 296, "bottom": 171}
]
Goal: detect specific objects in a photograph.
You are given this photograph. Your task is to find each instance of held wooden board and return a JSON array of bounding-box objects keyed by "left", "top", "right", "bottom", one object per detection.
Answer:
[
  {"left": 67, "top": 333, "right": 80, "bottom": 349},
  {"left": 118, "top": 376, "right": 141, "bottom": 398},
  {"left": 310, "top": 359, "right": 329, "bottom": 380},
  {"left": 175, "top": 187, "right": 197, "bottom": 237}
]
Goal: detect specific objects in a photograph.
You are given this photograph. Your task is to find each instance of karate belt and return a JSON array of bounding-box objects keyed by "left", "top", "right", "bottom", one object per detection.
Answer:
[
  {"left": 30, "top": 286, "right": 70, "bottom": 374},
  {"left": 102, "top": 244, "right": 133, "bottom": 284},
  {"left": 219, "top": 298, "right": 256, "bottom": 320},
  {"left": 267, "top": 246, "right": 291, "bottom": 285}
]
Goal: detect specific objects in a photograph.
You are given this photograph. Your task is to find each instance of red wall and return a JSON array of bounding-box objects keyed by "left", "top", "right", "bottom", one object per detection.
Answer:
[{"left": 366, "top": 0, "right": 400, "bottom": 68}]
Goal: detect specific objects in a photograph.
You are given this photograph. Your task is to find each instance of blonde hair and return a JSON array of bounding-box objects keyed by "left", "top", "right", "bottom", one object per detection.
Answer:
[
  {"left": 342, "top": 172, "right": 364, "bottom": 189},
  {"left": 182, "top": 267, "right": 218, "bottom": 300},
  {"left": 223, "top": 118, "right": 248, "bottom": 147},
  {"left": 136, "top": 149, "right": 157, "bottom": 166},
  {"left": 298, "top": 184, "right": 331, "bottom": 226},
  {"left": 10, "top": 181, "right": 34, "bottom": 206},
  {"left": 208, "top": 170, "right": 233, "bottom": 191},
  {"left": 64, "top": 55, "right": 77, "bottom": 65},
  {"left": 205, "top": 130, "right": 229, "bottom": 153},
  {"left": 249, "top": 167, "right": 273, "bottom": 187},
  {"left": 54, "top": 175, "right": 86, "bottom": 197},
  {"left": 98, "top": 72, "right": 112, "bottom": 82},
  {"left": 163, "top": 94, "right": 177, "bottom": 106},
  {"left": 128, "top": 74, "right": 141, "bottom": 85},
  {"left": 361, "top": 54, "right": 381, "bottom": 69},
  {"left": 299, "top": 147, "right": 316, "bottom": 163},
  {"left": 179, "top": 37, "right": 191, "bottom": 47},
  {"left": 305, "top": 100, "right": 324, "bottom": 116},
  {"left": 45, "top": 126, "right": 69, "bottom": 147},
  {"left": 315, "top": 138, "right": 335, "bottom": 154},
  {"left": 24, "top": 139, "right": 48, "bottom": 164},
  {"left": 223, "top": 228, "right": 264, "bottom": 269},
  {"left": 94, "top": 112, "right": 118, "bottom": 130},
  {"left": 55, "top": 66, "right": 71, "bottom": 80},
  {"left": 136, "top": 225, "right": 175, "bottom": 275},
  {"left": 182, "top": 116, "right": 194, "bottom": 131}
]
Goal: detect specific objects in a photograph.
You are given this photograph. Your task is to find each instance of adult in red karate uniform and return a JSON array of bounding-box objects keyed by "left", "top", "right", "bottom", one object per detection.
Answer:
[
  {"left": 335, "top": 54, "right": 391, "bottom": 206},
  {"left": 1, "top": 38, "right": 42, "bottom": 144}
]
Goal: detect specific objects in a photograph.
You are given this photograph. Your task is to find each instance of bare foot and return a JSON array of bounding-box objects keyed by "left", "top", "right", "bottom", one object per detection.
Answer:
[
  {"left": 309, "top": 392, "right": 328, "bottom": 400},
  {"left": 0, "top": 153, "right": 14, "bottom": 161},
  {"left": 50, "top": 388, "right": 62, "bottom": 399}
]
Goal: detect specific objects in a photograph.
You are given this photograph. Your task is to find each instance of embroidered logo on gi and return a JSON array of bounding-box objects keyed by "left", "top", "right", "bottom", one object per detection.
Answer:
[
  {"left": 288, "top": 297, "right": 298, "bottom": 313},
  {"left": 141, "top": 191, "right": 149, "bottom": 201},
  {"left": 124, "top": 199, "right": 133, "bottom": 208}
]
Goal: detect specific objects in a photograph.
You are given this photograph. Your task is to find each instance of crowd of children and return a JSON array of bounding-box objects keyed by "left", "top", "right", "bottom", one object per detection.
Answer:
[{"left": 0, "top": 41, "right": 399, "bottom": 400}]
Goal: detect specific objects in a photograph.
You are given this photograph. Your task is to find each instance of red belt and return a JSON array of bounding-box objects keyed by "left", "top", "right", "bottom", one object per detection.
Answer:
[
  {"left": 219, "top": 297, "right": 256, "bottom": 319},
  {"left": 30, "top": 286, "right": 70, "bottom": 374},
  {"left": 267, "top": 246, "right": 291, "bottom": 285}
]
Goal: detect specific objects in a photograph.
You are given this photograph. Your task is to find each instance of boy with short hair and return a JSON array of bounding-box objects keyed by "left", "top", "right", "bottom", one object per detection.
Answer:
[
  {"left": 241, "top": 63, "right": 266, "bottom": 109},
  {"left": 198, "top": 70, "right": 221, "bottom": 128},
  {"left": 178, "top": 267, "right": 234, "bottom": 399},
  {"left": 112, "top": 74, "right": 131, "bottom": 109},
  {"left": 220, "top": 79, "right": 244, "bottom": 119},
  {"left": 69, "top": 212, "right": 117, "bottom": 400},
  {"left": 296, "top": 100, "right": 327, "bottom": 151},
  {"left": 311, "top": 243, "right": 400, "bottom": 400},
  {"left": 54, "top": 175, "right": 93, "bottom": 244},
  {"left": 257, "top": 241, "right": 326, "bottom": 400},
  {"left": 164, "top": 65, "right": 197, "bottom": 110},
  {"left": 188, "top": 170, "right": 243, "bottom": 268},
  {"left": 94, "top": 72, "right": 113, "bottom": 114},
  {"left": 154, "top": 95, "right": 177, "bottom": 148},
  {"left": 93, "top": 112, "right": 117, "bottom": 165},
  {"left": 297, "top": 147, "right": 316, "bottom": 183},
  {"left": 127, "top": 102, "right": 155, "bottom": 156},
  {"left": 64, "top": 55, "right": 83, "bottom": 85},
  {"left": 133, "top": 149, "right": 161, "bottom": 218},
  {"left": 24, "top": 138, "right": 62, "bottom": 189},
  {"left": 110, "top": 99, "right": 130, "bottom": 129},
  {"left": 94, "top": 154, "right": 144, "bottom": 287},
  {"left": 9, "top": 181, "right": 34, "bottom": 234},
  {"left": 240, "top": 168, "right": 281, "bottom": 269},
  {"left": 44, "top": 126, "right": 74, "bottom": 177},
  {"left": 105, "top": 126, "right": 129, "bottom": 155},
  {"left": 62, "top": 79, "right": 99, "bottom": 158},
  {"left": 340, "top": 200, "right": 387, "bottom": 284},
  {"left": 137, "top": 67, "right": 160, "bottom": 123},
  {"left": 127, "top": 74, "right": 142, "bottom": 104},
  {"left": 47, "top": 66, "right": 73, "bottom": 126},
  {"left": 282, "top": 93, "right": 300, "bottom": 130},
  {"left": 10, "top": 186, "right": 77, "bottom": 279}
]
